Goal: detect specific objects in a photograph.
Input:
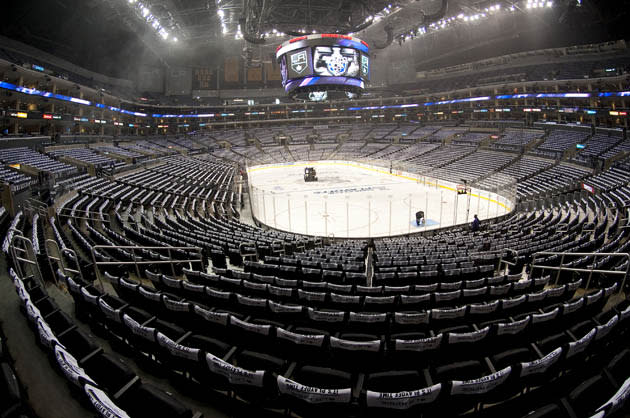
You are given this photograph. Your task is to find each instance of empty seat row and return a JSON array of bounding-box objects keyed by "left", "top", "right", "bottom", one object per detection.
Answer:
[
  {"left": 196, "top": 267, "right": 533, "bottom": 296},
  {"left": 9, "top": 268, "right": 202, "bottom": 418},
  {"left": 147, "top": 270, "right": 578, "bottom": 314},
  {"left": 61, "top": 270, "right": 630, "bottom": 417},
  {"left": 102, "top": 272, "right": 612, "bottom": 350}
]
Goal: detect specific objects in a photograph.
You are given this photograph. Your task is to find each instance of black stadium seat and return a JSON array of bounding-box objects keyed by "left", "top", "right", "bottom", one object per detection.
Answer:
[
  {"left": 81, "top": 352, "right": 138, "bottom": 395},
  {"left": 279, "top": 365, "right": 354, "bottom": 417},
  {"left": 117, "top": 382, "right": 195, "bottom": 418},
  {"left": 5, "top": 83, "right": 630, "bottom": 418}
]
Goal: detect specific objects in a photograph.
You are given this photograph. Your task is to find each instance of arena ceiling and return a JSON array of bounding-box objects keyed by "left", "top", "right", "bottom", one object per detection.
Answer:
[{"left": 0, "top": 0, "right": 627, "bottom": 79}]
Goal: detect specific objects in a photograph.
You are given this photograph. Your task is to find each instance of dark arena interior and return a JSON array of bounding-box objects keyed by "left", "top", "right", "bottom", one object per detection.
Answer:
[{"left": 2, "top": 0, "right": 630, "bottom": 417}]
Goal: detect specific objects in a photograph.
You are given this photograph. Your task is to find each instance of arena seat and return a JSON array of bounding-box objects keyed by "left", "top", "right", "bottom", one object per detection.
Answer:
[
  {"left": 4, "top": 115, "right": 630, "bottom": 418},
  {"left": 117, "top": 382, "right": 195, "bottom": 418},
  {"left": 279, "top": 365, "right": 354, "bottom": 417}
]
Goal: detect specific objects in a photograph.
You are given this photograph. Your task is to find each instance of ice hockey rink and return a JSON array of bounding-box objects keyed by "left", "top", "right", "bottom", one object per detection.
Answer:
[{"left": 247, "top": 160, "right": 513, "bottom": 238}]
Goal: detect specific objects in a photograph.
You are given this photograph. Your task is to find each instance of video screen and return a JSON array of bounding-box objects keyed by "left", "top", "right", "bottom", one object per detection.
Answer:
[
  {"left": 313, "top": 46, "right": 360, "bottom": 78},
  {"left": 360, "top": 53, "right": 370, "bottom": 81},
  {"left": 286, "top": 48, "right": 312, "bottom": 80},
  {"left": 280, "top": 55, "right": 288, "bottom": 85},
  {"left": 276, "top": 34, "right": 370, "bottom": 93}
]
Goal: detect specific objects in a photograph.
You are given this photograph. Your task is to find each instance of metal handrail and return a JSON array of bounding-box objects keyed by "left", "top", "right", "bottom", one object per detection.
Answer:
[
  {"left": 530, "top": 251, "right": 629, "bottom": 293},
  {"left": 26, "top": 197, "right": 47, "bottom": 207},
  {"left": 23, "top": 197, "right": 49, "bottom": 216},
  {"left": 531, "top": 224, "right": 544, "bottom": 233},
  {"left": 45, "top": 239, "right": 84, "bottom": 284},
  {"left": 38, "top": 205, "right": 49, "bottom": 219},
  {"left": 239, "top": 242, "right": 258, "bottom": 261},
  {"left": 293, "top": 239, "right": 306, "bottom": 253},
  {"left": 56, "top": 207, "right": 111, "bottom": 220},
  {"left": 90, "top": 245, "right": 203, "bottom": 287},
  {"left": 9, "top": 233, "right": 44, "bottom": 288},
  {"left": 24, "top": 197, "right": 48, "bottom": 214},
  {"left": 270, "top": 240, "right": 285, "bottom": 256},
  {"left": 620, "top": 203, "right": 630, "bottom": 228},
  {"left": 469, "top": 249, "right": 506, "bottom": 258},
  {"left": 498, "top": 248, "right": 520, "bottom": 274},
  {"left": 556, "top": 223, "right": 569, "bottom": 232}
]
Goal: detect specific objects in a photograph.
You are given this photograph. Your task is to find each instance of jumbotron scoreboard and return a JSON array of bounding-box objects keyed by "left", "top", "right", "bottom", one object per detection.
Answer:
[{"left": 276, "top": 34, "right": 370, "bottom": 101}]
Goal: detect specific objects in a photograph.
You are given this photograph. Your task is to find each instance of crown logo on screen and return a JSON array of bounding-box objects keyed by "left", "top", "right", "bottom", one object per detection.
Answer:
[{"left": 324, "top": 49, "right": 349, "bottom": 76}]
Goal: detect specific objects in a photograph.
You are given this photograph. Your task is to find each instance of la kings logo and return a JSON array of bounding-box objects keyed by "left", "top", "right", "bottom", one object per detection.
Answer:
[{"left": 290, "top": 51, "right": 308, "bottom": 74}]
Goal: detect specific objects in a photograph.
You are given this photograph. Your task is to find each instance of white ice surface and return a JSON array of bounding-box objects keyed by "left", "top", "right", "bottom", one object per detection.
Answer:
[{"left": 248, "top": 161, "right": 510, "bottom": 238}]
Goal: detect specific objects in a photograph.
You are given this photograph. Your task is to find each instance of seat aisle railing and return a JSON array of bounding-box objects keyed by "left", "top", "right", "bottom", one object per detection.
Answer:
[
  {"left": 530, "top": 251, "right": 629, "bottom": 292},
  {"left": 90, "top": 245, "right": 203, "bottom": 286}
]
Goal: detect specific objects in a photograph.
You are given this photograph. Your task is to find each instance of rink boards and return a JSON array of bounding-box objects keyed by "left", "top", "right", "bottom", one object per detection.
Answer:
[{"left": 247, "top": 160, "right": 513, "bottom": 238}]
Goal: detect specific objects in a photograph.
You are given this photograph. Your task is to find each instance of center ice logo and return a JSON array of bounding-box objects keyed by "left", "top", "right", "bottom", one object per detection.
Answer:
[{"left": 313, "top": 186, "right": 387, "bottom": 195}]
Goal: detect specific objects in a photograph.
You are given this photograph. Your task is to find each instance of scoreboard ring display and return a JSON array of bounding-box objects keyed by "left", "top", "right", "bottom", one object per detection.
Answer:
[{"left": 276, "top": 34, "right": 370, "bottom": 101}]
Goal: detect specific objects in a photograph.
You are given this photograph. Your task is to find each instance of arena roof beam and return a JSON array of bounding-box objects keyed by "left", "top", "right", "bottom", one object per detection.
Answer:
[
  {"left": 145, "top": 0, "right": 190, "bottom": 39},
  {"left": 99, "top": 0, "right": 170, "bottom": 66},
  {"left": 242, "top": 0, "right": 393, "bottom": 42}
]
